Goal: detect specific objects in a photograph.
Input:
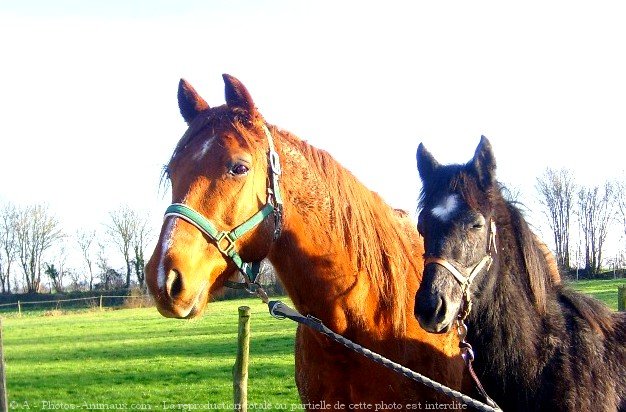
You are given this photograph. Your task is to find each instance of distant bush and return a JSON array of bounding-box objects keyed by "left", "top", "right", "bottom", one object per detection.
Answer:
[{"left": 123, "top": 287, "right": 154, "bottom": 309}]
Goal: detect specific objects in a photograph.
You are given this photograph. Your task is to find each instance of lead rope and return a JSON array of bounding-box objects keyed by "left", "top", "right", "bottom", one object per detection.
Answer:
[
  {"left": 243, "top": 232, "right": 502, "bottom": 410},
  {"left": 260, "top": 298, "right": 502, "bottom": 412},
  {"left": 457, "top": 320, "right": 502, "bottom": 411}
]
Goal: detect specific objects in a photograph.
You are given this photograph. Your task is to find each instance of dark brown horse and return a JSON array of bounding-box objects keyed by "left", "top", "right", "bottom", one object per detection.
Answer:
[
  {"left": 145, "top": 74, "right": 465, "bottom": 407},
  {"left": 413, "top": 136, "right": 626, "bottom": 411}
]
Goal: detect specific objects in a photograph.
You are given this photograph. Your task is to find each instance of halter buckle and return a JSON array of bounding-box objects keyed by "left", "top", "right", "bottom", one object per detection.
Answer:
[{"left": 215, "top": 232, "right": 236, "bottom": 256}]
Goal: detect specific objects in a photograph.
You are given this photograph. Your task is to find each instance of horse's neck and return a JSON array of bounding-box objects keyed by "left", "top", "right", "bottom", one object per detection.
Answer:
[
  {"left": 268, "top": 214, "right": 363, "bottom": 332},
  {"left": 266, "top": 134, "right": 415, "bottom": 335},
  {"left": 469, "top": 219, "right": 547, "bottom": 374}
]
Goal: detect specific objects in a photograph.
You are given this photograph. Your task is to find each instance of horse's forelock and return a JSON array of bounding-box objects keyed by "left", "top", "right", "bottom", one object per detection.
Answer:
[
  {"left": 169, "top": 105, "right": 265, "bottom": 163},
  {"left": 419, "top": 166, "right": 492, "bottom": 216}
]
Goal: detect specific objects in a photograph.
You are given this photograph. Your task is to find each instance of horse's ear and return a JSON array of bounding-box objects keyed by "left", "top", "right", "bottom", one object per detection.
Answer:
[
  {"left": 470, "top": 136, "right": 497, "bottom": 188},
  {"left": 223, "top": 74, "right": 257, "bottom": 115},
  {"left": 178, "top": 79, "right": 210, "bottom": 125},
  {"left": 416, "top": 143, "right": 440, "bottom": 182}
]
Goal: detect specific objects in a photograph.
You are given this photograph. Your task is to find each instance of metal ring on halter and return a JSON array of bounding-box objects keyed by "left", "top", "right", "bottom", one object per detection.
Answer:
[
  {"left": 269, "top": 150, "right": 282, "bottom": 175},
  {"left": 456, "top": 319, "right": 468, "bottom": 339}
]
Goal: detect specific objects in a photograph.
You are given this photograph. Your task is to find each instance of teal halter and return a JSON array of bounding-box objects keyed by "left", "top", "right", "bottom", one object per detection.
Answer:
[{"left": 164, "top": 124, "right": 283, "bottom": 286}]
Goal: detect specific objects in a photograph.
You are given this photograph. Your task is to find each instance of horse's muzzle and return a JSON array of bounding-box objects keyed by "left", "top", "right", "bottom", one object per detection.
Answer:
[{"left": 415, "top": 290, "right": 453, "bottom": 333}]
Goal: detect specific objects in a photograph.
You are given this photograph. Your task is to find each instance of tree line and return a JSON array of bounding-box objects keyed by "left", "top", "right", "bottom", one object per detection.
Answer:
[
  {"left": 536, "top": 168, "right": 626, "bottom": 277},
  {"left": 0, "top": 203, "right": 153, "bottom": 294},
  {"left": 1, "top": 167, "right": 624, "bottom": 294}
]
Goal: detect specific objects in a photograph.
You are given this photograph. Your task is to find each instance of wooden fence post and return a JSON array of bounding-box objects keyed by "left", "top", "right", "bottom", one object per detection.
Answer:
[
  {"left": 17, "top": 301, "right": 21, "bottom": 317},
  {"left": 233, "top": 306, "right": 250, "bottom": 412},
  {"left": 99, "top": 295, "right": 103, "bottom": 311},
  {"left": 0, "top": 319, "right": 8, "bottom": 412},
  {"left": 618, "top": 285, "right": 626, "bottom": 312}
]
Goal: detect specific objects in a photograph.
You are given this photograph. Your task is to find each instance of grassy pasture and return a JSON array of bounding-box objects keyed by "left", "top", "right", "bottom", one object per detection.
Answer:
[
  {"left": 1, "top": 279, "right": 623, "bottom": 410},
  {"left": 570, "top": 278, "right": 625, "bottom": 311},
  {"left": 2, "top": 298, "right": 300, "bottom": 409}
]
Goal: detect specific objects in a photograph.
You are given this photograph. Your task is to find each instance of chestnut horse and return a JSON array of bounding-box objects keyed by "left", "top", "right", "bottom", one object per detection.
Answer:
[
  {"left": 414, "top": 137, "right": 626, "bottom": 411},
  {"left": 145, "top": 74, "right": 465, "bottom": 406}
]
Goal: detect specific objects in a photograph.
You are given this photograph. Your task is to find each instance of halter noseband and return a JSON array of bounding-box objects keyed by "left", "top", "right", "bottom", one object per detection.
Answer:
[
  {"left": 424, "top": 220, "right": 497, "bottom": 321},
  {"left": 163, "top": 124, "right": 283, "bottom": 289}
]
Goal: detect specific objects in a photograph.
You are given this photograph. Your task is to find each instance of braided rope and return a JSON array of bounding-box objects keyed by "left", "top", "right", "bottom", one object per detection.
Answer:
[{"left": 268, "top": 301, "right": 501, "bottom": 412}]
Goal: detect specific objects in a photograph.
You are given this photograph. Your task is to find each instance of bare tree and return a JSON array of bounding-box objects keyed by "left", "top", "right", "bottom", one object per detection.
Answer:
[
  {"left": 256, "top": 259, "right": 278, "bottom": 284},
  {"left": 67, "top": 267, "right": 84, "bottom": 291},
  {"left": 45, "top": 263, "right": 63, "bottom": 293},
  {"left": 132, "top": 215, "right": 153, "bottom": 289},
  {"left": 0, "top": 203, "right": 18, "bottom": 293},
  {"left": 46, "top": 245, "right": 68, "bottom": 292},
  {"left": 76, "top": 229, "right": 96, "bottom": 291},
  {"left": 96, "top": 242, "right": 112, "bottom": 290},
  {"left": 536, "top": 168, "right": 575, "bottom": 271},
  {"left": 576, "top": 182, "right": 616, "bottom": 275},
  {"left": 15, "top": 204, "right": 64, "bottom": 292},
  {"left": 105, "top": 205, "right": 137, "bottom": 288},
  {"left": 256, "top": 260, "right": 285, "bottom": 295},
  {"left": 615, "top": 177, "right": 626, "bottom": 240},
  {"left": 615, "top": 177, "right": 626, "bottom": 275}
]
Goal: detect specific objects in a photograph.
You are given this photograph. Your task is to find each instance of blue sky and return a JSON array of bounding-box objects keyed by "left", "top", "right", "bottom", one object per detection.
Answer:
[{"left": 1, "top": 1, "right": 625, "bottom": 269}]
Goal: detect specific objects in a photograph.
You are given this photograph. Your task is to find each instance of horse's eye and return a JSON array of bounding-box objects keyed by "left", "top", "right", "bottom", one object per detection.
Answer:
[
  {"left": 471, "top": 216, "right": 486, "bottom": 230},
  {"left": 231, "top": 164, "right": 249, "bottom": 176},
  {"left": 468, "top": 213, "right": 486, "bottom": 230}
]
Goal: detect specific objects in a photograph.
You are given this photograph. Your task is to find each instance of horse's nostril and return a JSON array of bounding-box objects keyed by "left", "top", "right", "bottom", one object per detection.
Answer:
[{"left": 165, "top": 269, "right": 183, "bottom": 300}]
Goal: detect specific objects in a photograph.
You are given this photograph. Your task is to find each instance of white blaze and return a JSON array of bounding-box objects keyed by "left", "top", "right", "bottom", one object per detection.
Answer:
[
  {"left": 431, "top": 194, "right": 460, "bottom": 222},
  {"left": 157, "top": 217, "right": 177, "bottom": 289},
  {"left": 192, "top": 137, "right": 216, "bottom": 162}
]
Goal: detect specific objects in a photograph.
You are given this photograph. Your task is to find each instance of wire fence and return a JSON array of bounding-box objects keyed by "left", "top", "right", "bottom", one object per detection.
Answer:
[{"left": 0, "top": 294, "right": 153, "bottom": 316}]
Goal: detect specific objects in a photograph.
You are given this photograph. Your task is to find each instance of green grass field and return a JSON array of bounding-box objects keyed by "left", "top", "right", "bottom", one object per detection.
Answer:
[
  {"left": 570, "top": 278, "right": 626, "bottom": 311},
  {"left": 2, "top": 298, "right": 300, "bottom": 409},
  {"left": 1, "top": 279, "right": 623, "bottom": 410}
]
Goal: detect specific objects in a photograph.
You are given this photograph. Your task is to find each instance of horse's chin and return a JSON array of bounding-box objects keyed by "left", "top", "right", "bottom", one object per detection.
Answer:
[
  {"left": 156, "top": 283, "right": 210, "bottom": 319},
  {"left": 417, "top": 316, "right": 454, "bottom": 334},
  {"left": 434, "top": 322, "right": 453, "bottom": 334}
]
